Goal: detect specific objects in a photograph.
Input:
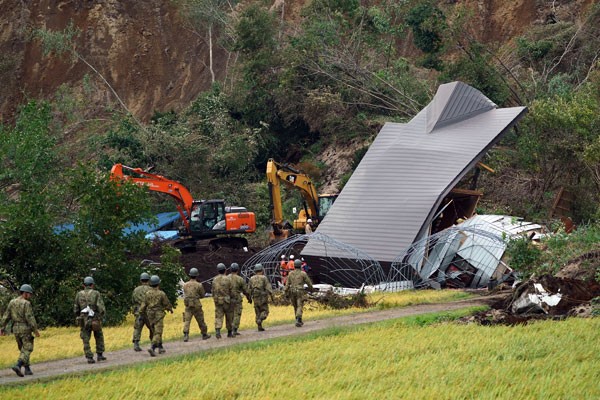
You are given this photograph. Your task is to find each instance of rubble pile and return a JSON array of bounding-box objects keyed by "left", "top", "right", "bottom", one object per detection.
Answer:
[{"left": 463, "top": 273, "right": 600, "bottom": 325}]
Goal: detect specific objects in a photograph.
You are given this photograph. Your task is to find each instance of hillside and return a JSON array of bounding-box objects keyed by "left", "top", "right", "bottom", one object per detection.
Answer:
[{"left": 0, "top": 0, "right": 594, "bottom": 122}]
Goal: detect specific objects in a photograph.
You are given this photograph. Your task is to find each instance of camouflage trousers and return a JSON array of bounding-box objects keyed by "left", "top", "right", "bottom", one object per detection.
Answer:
[
  {"left": 231, "top": 299, "right": 244, "bottom": 329},
  {"left": 80, "top": 327, "right": 105, "bottom": 359},
  {"left": 132, "top": 313, "right": 154, "bottom": 342},
  {"left": 183, "top": 304, "right": 208, "bottom": 334},
  {"left": 147, "top": 311, "right": 165, "bottom": 347},
  {"left": 288, "top": 291, "right": 306, "bottom": 319},
  {"left": 214, "top": 301, "right": 233, "bottom": 331},
  {"left": 14, "top": 333, "right": 35, "bottom": 366},
  {"left": 252, "top": 298, "right": 269, "bottom": 325}
]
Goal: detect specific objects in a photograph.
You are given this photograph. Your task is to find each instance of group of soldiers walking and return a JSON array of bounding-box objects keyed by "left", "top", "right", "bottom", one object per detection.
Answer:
[{"left": 0, "top": 257, "right": 314, "bottom": 377}]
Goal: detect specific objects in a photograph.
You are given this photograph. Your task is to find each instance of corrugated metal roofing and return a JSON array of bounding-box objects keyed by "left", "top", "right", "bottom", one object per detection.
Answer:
[{"left": 303, "top": 82, "right": 527, "bottom": 263}]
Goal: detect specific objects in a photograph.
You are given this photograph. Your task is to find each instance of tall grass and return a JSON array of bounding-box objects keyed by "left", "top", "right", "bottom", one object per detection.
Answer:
[
  {"left": 1, "top": 311, "right": 598, "bottom": 399},
  {"left": 0, "top": 290, "right": 469, "bottom": 367}
]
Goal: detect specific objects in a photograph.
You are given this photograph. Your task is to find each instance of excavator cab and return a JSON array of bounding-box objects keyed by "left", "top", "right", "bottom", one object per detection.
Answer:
[
  {"left": 317, "top": 194, "right": 338, "bottom": 220},
  {"left": 188, "top": 199, "right": 255, "bottom": 235},
  {"left": 190, "top": 200, "right": 225, "bottom": 232}
]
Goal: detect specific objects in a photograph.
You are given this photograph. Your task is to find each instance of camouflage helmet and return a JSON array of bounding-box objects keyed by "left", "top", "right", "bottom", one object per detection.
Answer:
[
  {"left": 189, "top": 268, "right": 199, "bottom": 277},
  {"left": 294, "top": 259, "right": 302, "bottom": 269},
  {"left": 217, "top": 263, "right": 226, "bottom": 272},
  {"left": 140, "top": 272, "right": 151, "bottom": 281},
  {"left": 254, "top": 263, "right": 264, "bottom": 272},
  {"left": 84, "top": 276, "right": 95, "bottom": 286},
  {"left": 19, "top": 284, "right": 33, "bottom": 294},
  {"left": 230, "top": 263, "right": 239, "bottom": 271},
  {"left": 149, "top": 275, "right": 161, "bottom": 286}
]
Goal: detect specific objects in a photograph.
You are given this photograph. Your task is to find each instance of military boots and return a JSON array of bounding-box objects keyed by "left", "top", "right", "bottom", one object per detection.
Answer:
[
  {"left": 183, "top": 332, "right": 189, "bottom": 342},
  {"left": 11, "top": 360, "right": 24, "bottom": 377},
  {"left": 233, "top": 328, "right": 240, "bottom": 336},
  {"left": 215, "top": 328, "right": 222, "bottom": 339},
  {"left": 257, "top": 322, "right": 265, "bottom": 332},
  {"left": 97, "top": 353, "right": 107, "bottom": 362},
  {"left": 24, "top": 366, "right": 33, "bottom": 376},
  {"left": 202, "top": 333, "right": 211, "bottom": 340},
  {"left": 87, "top": 357, "right": 96, "bottom": 364},
  {"left": 227, "top": 330, "right": 234, "bottom": 338},
  {"left": 158, "top": 344, "right": 166, "bottom": 354},
  {"left": 133, "top": 341, "right": 142, "bottom": 352},
  {"left": 148, "top": 345, "right": 157, "bottom": 357}
]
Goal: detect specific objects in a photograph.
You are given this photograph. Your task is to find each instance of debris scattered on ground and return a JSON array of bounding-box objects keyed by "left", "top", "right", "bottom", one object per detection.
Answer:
[{"left": 459, "top": 273, "right": 600, "bottom": 325}]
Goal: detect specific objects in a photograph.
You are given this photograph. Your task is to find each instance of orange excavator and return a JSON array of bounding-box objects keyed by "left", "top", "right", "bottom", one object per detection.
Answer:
[{"left": 110, "top": 164, "right": 256, "bottom": 251}]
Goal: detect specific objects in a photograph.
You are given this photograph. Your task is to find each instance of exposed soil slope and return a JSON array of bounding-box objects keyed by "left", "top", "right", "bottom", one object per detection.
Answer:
[{"left": 0, "top": 0, "right": 595, "bottom": 122}]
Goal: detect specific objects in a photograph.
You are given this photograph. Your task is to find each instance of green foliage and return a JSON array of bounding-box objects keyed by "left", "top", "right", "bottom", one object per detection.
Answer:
[
  {"left": 507, "top": 222, "right": 600, "bottom": 278},
  {"left": 516, "top": 37, "right": 553, "bottom": 62},
  {"left": 0, "top": 103, "right": 160, "bottom": 327},
  {"left": 514, "top": 83, "right": 600, "bottom": 219},
  {"left": 232, "top": 4, "right": 276, "bottom": 53},
  {"left": 33, "top": 20, "right": 80, "bottom": 59},
  {"left": 440, "top": 42, "right": 511, "bottom": 106},
  {"left": 505, "top": 238, "right": 542, "bottom": 275},
  {"left": 406, "top": 2, "right": 446, "bottom": 55}
]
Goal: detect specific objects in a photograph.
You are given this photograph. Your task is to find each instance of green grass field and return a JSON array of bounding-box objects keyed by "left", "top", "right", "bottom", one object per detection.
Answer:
[
  {"left": 1, "top": 310, "right": 598, "bottom": 400},
  {"left": 0, "top": 289, "right": 470, "bottom": 367}
]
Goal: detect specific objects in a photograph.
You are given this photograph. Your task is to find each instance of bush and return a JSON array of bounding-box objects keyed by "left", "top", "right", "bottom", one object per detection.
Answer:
[{"left": 505, "top": 237, "right": 542, "bottom": 276}]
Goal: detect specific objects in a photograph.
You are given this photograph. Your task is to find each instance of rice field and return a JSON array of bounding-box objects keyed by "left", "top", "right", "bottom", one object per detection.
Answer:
[
  {"left": 0, "top": 289, "right": 470, "bottom": 368},
  {"left": 1, "top": 310, "right": 598, "bottom": 400}
]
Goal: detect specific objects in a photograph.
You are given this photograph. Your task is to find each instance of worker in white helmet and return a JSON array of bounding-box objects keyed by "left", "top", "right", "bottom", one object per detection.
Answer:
[{"left": 305, "top": 219, "right": 313, "bottom": 234}]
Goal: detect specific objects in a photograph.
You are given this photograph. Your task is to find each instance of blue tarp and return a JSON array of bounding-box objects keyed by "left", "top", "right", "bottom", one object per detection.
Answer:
[
  {"left": 123, "top": 212, "right": 181, "bottom": 235},
  {"left": 54, "top": 212, "right": 182, "bottom": 240}
]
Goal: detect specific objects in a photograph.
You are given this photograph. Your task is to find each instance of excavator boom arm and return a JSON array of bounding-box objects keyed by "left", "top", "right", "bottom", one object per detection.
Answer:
[
  {"left": 266, "top": 159, "right": 320, "bottom": 225},
  {"left": 110, "top": 164, "right": 194, "bottom": 232}
]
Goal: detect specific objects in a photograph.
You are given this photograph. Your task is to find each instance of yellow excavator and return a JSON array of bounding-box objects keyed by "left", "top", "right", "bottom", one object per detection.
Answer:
[{"left": 266, "top": 158, "right": 338, "bottom": 243}]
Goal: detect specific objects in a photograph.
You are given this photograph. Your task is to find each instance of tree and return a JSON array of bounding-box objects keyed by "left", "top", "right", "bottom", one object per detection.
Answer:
[
  {"left": 176, "top": 0, "right": 239, "bottom": 83},
  {"left": 0, "top": 101, "right": 166, "bottom": 326}
]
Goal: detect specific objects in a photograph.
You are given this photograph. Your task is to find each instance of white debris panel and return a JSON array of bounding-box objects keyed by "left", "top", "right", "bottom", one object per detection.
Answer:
[{"left": 388, "top": 215, "right": 546, "bottom": 289}]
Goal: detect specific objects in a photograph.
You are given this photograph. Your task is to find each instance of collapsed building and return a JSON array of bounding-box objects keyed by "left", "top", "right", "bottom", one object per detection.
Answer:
[{"left": 300, "top": 81, "right": 527, "bottom": 288}]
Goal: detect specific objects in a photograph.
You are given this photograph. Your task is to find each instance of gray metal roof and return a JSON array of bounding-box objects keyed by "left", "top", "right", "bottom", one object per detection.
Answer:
[{"left": 303, "top": 81, "right": 527, "bottom": 263}]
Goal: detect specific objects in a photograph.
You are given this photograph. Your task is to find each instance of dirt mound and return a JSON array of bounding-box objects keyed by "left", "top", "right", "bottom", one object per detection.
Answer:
[
  {"left": 556, "top": 250, "right": 600, "bottom": 281},
  {"left": 463, "top": 274, "right": 600, "bottom": 325}
]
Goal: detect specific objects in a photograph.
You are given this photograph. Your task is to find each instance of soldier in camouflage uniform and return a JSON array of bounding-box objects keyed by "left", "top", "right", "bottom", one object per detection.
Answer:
[
  {"left": 139, "top": 275, "right": 173, "bottom": 356},
  {"left": 132, "top": 272, "right": 153, "bottom": 352},
  {"left": 0, "top": 284, "right": 40, "bottom": 377},
  {"left": 248, "top": 264, "right": 274, "bottom": 331},
  {"left": 229, "top": 263, "right": 251, "bottom": 336},
  {"left": 285, "top": 259, "right": 313, "bottom": 327},
  {"left": 182, "top": 268, "right": 210, "bottom": 342},
  {"left": 212, "top": 263, "right": 234, "bottom": 339},
  {"left": 74, "top": 276, "right": 107, "bottom": 364}
]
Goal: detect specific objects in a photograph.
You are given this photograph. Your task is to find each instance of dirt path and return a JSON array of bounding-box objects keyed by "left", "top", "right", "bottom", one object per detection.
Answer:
[{"left": 0, "top": 296, "right": 497, "bottom": 386}]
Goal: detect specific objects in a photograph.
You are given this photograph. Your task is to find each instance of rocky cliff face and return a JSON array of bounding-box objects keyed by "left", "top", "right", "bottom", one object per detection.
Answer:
[
  {"left": 0, "top": 0, "right": 226, "bottom": 121},
  {"left": 0, "top": 0, "right": 594, "bottom": 122}
]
